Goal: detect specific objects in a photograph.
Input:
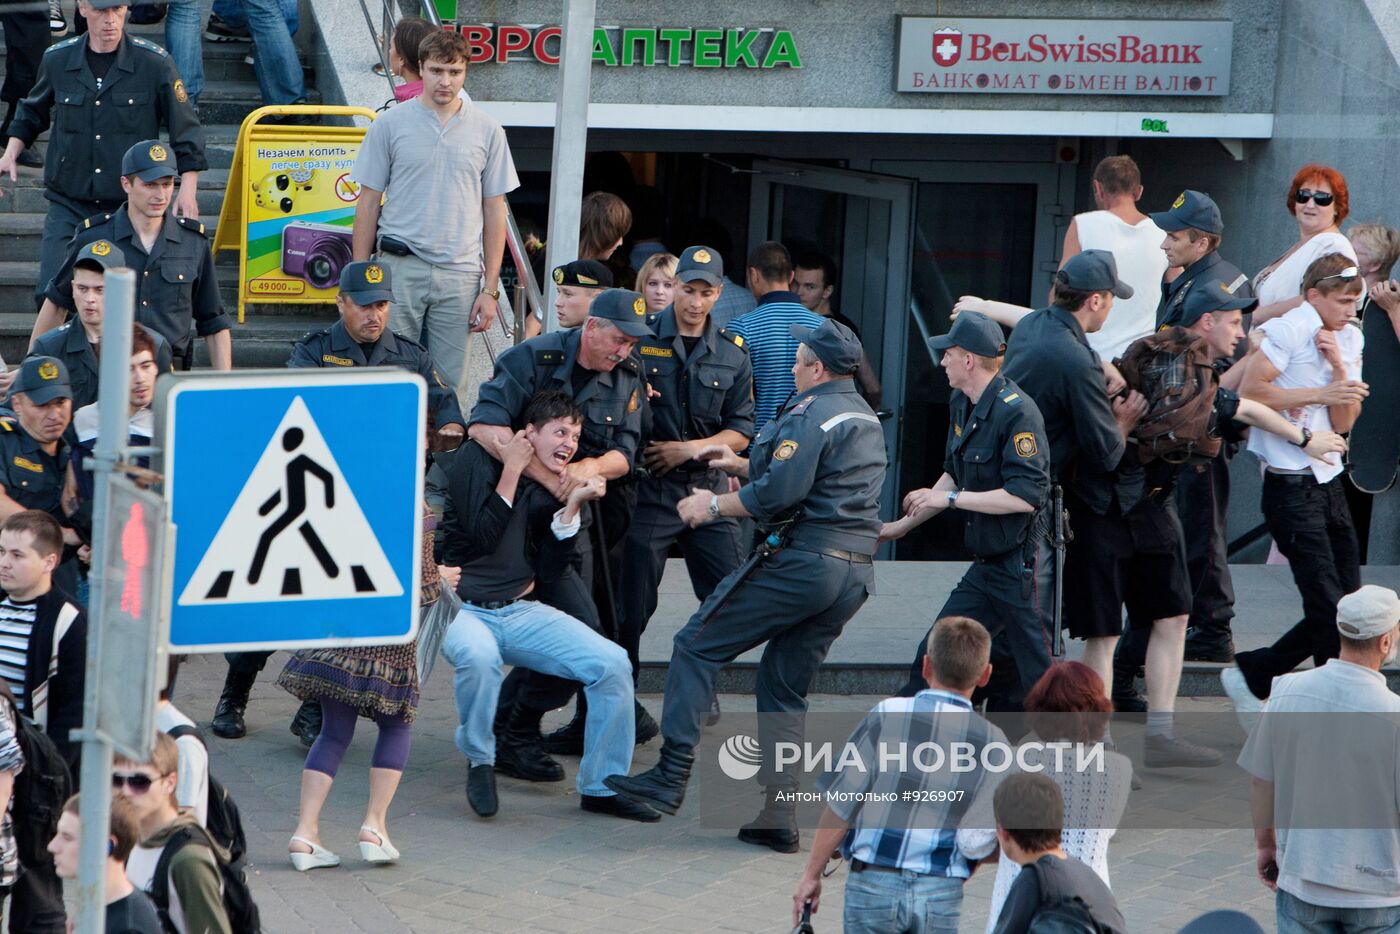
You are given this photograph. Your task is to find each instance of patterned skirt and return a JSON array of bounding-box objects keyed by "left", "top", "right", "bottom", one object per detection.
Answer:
[{"left": 275, "top": 523, "right": 441, "bottom": 724}]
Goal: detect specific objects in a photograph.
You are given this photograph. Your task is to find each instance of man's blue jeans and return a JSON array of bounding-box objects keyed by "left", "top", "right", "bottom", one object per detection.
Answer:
[
  {"left": 842, "top": 868, "right": 962, "bottom": 934},
  {"left": 1277, "top": 888, "right": 1400, "bottom": 934},
  {"left": 441, "top": 599, "right": 635, "bottom": 797},
  {"left": 210, "top": 0, "right": 305, "bottom": 105},
  {"left": 164, "top": 0, "right": 204, "bottom": 106}
]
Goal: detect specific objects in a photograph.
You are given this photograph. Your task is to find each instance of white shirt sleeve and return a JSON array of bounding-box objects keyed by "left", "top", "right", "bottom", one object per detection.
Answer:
[
  {"left": 174, "top": 736, "right": 210, "bottom": 827},
  {"left": 551, "top": 507, "right": 581, "bottom": 540},
  {"left": 1339, "top": 324, "right": 1364, "bottom": 381},
  {"left": 1258, "top": 314, "right": 1304, "bottom": 373}
]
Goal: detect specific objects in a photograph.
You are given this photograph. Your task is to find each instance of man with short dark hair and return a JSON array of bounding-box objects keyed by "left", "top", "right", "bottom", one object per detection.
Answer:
[
  {"left": 793, "top": 251, "right": 882, "bottom": 407},
  {"left": 989, "top": 773, "right": 1126, "bottom": 934}
]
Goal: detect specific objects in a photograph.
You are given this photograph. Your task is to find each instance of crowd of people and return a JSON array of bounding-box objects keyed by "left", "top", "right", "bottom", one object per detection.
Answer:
[{"left": 2, "top": 8, "right": 1400, "bottom": 934}]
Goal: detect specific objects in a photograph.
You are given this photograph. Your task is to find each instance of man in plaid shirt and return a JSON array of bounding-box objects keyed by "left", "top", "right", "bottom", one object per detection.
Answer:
[{"left": 792, "top": 617, "right": 1006, "bottom": 933}]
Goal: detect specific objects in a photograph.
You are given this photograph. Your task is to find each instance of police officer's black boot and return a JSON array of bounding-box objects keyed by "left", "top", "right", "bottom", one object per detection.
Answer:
[
  {"left": 635, "top": 700, "right": 660, "bottom": 744},
  {"left": 210, "top": 667, "right": 258, "bottom": 739},
  {"left": 495, "top": 702, "right": 565, "bottom": 783},
  {"left": 542, "top": 693, "right": 587, "bottom": 756},
  {"left": 1111, "top": 630, "right": 1148, "bottom": 714},
  {"left": 737, "top": 787, "right": 800, "bottom": 854},
  {"left": 1184, "top": 623, "right": 1235, "bottom": 663},
  {"left": 289, "top": 700, "right": 322, "bottom": 747},
  {"left": 603, "top": 739, "right": 695, "bottom": 815}
]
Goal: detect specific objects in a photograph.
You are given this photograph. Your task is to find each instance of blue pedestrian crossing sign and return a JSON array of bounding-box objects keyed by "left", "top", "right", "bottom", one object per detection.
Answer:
[{"left": 158, "top": 370, "right": 426, "bottom": 653}]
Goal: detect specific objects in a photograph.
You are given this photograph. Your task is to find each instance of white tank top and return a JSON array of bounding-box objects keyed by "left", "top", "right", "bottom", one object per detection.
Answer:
[{"left": 1072, "top": 210, "right": 1169, "bottom": 360}]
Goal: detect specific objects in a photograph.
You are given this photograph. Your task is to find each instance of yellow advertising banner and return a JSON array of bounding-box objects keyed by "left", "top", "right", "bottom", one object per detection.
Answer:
[{"left": 214, "top": 106, "right": 379, "bottom": 322}]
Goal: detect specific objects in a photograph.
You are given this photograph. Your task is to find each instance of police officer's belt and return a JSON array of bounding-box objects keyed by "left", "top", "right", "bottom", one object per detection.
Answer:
[{"left": 789, "top": 544, "right": 872, "bottom": 564}]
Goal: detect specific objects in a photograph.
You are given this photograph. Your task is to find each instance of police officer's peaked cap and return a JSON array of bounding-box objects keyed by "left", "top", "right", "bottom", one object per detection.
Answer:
[
  {"left": 675, "top": 245, "right": 723, "bottom": 286},
  {"left": 1176, "top": 274, "right": 1257, "bottom": 328},
  {"left": 553, "top": 259, "right": 613, "bottom": 290},
  {"left": 121, "top": 139, "right": 178, "bottom": 182},
  {"left": 1150, "top": 189, "right": 1224, "bottom": 236},
  {"left": 928, "top": 311, "right": 1006, "bottom": 358},
  {"left": 339, "top": 261, "right": 395, "bottom": 305},
  {"left": 789, "top": 318, "right": 862, "bottom": 375},
  {"left": 74, "top": 239, "right": 126, "bottom": 270},
  {"left": 86, "top": 0, "right": 127, "bottom": 8},
  {"left": 587, "top": 288, "right": 655, "bottom": 337},
  {"left": 12, "top": 356, "right": 73, "bottom": 405},
  {"left": 1057, "top": 250, "right": 1134, "bottom": 299}
]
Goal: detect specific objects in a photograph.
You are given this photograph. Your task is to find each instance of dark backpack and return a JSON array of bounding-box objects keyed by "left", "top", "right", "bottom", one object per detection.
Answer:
[
  {"left": 1116, "top": 327, "right": 1222, "bottom": 465},
  {"left": 3, "top": 689, "right": 71, "bottom": 868},
  {"left": 1025, "top": 858, "right": 1110, "bottom": 934},
  {"left": 127, "top": 3, "right": 166, "bottom": 24},
  {"left": 165, "top": 723, "right": 248, "bottom": 867},
  {"left": 150, "top": 824, "right": 261, "bottom": 934}
]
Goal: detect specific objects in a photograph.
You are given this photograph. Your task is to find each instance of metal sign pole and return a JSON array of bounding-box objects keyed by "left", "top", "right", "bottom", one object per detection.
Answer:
[
  {"left": 73, "top": 267, "right": 137, "bottom": 934},
  {"left": 542, "top": 0, "right": 596, "bottom": 333}
]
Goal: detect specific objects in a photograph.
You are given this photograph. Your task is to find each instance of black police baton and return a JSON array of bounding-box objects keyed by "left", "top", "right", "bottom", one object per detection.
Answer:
[
  {"left": 587, "top": 499, "right": 620, "bottom": 642},
  {"left": 1051, "top": 484, "right": 1066, "bottom": 658},
  {"left": 791, "top": 900, "right": 817, "bottom": 934}
]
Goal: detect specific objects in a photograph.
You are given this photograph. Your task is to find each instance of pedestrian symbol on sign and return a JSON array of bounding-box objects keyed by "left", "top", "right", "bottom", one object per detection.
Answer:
[{"left": 177, "top": 396, "right": 403, "bottom": 606}]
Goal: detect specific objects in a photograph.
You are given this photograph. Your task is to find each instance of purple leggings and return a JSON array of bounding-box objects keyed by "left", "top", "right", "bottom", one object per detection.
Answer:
[{"left": 304, "top": 698, "right": 412, "bottom": 777}]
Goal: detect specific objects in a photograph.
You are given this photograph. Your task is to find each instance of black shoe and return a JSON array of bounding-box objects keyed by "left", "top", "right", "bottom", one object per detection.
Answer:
[
  {"left": 204, "top": 13, "right": 250, "bottom": 41},
  {"left": 289, "top": 700, "right": 321, "bottom": 748},
  {"left": 1184, "top": 629, "right": 1236, "bottom": 663},
  {"left": 466, "top": 764, "right": 498, "bottom": 817},
  {"left": 1143, "top": 733, "right": 1223, "bottom": 769},
  {"left": 737, "top": 789, "right": 799, "bottom": 853},
  {"left": 542, "top": 707, "right": 586, "bottom": 757},
  {"left": 48, "top": 0, "right": 66, "bottom": 34},
  {"left": 737, "top": 825, "right": 800, "bottom": 853},
  {"left": 635, "top": 700, "right": 659, "bottom": 745},
  {"left": 581, "top": 794, "right": 661, "bottom": 823},
  {"left": 494, "top": 700, "right": 564, "bottom": 782},
  {"left": 603, "top": 740, "right": 695, "bottom": 816},
  {"left": 1111, "top": 690, "right": 1147, "bottom": 714},
  {"left": 209, "top": 667, "right": 257, "bottom": 739},
  {"left": 15, "top": 146, "right": 41, "bottom": 169},
  {"left": 706, "top": 695, "right": 721, "bottom": 727}
]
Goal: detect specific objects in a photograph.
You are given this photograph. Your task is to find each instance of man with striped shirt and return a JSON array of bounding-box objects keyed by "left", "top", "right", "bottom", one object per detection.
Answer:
[
  {"left": 727, "top": 241, "right": 824, "bottom": 440},
  {"left": 793, "top": 617, "right": 1005, "bottom": 933}
]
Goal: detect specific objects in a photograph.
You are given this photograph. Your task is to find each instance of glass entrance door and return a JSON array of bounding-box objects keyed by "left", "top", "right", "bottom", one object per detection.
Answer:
[{"left": 748, "top": 161, "right": 916, "bottom": 527}]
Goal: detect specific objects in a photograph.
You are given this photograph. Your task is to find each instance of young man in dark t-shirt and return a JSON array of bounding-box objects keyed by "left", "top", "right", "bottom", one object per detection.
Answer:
[{"left": 48, "top": 794, "right": 162, "bottom": 934}]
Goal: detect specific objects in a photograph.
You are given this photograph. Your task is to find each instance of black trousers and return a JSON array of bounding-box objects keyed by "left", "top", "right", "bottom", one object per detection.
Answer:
[
  {"left": 1179, "top": 454, "right": 1235, "bottom": 632},
  {"left": 0, "top": 7, "right": 45, "bottom": 137},
  {"left": 9, "top": 857, "right": 65, "bottom": 934},
  {"left": 1235, "top": 474, "right": 1360, "bottom": 699}
]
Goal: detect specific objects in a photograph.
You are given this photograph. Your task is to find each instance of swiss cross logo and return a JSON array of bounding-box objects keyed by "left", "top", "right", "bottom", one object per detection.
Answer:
[{"left": 932, "top": 26, "right": 962, "bottom": 67}]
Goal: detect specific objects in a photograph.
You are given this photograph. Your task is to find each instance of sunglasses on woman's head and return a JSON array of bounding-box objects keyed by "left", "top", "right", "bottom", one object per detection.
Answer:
[
  {"left": 112, "top": 773, "right": 155, "bottom": 793},
  {"left": 1295, "top": 188, "right": 1335, "bottom": 207},
  {"left": 1314, "top": 266, "right": 1360, "bottom": 284}
]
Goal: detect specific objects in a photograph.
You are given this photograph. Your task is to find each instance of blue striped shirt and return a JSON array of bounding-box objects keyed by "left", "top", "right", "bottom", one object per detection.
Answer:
[
  {"left": 817, "top": 689, "right": 1006, "bottom": 877},
  {"left": 726, "top": 292, "right": 824, "bottom": 437}
]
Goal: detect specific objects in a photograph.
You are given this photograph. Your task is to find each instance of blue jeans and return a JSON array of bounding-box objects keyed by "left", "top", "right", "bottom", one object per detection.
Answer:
[
  {"left": 842, "top": 868, "right": 961, "bottom": 934},
  {"left": 1277, "top": 889, "right": 1400, "bottom": 934},
  {"left": 211, "top": 0, "right": 305, "bottom": 105},
  {"left": 164, "top": 0, "right": 204, "bottom": 106},
  {"left": 440, "top": 599, "right": 634, "bottom": 796}
]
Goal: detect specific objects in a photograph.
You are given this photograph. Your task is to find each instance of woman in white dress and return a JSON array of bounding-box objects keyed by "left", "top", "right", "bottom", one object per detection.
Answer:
[
  {"left": 956, "top": 662, "right": 1133, "bottom": 932},
  {"left": 1252, "top": 164, "right": 1357, "bottom": 325}
]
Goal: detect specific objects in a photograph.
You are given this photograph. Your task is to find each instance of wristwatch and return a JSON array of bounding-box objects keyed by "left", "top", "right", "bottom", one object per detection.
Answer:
[
  {"left": 481, "top": 287, "right": 501, "bottom": 300},
  {"left": 1293, "top": 427, "right": 1313, "bottom": 448},
  {"left": 707, "top": 494, "right": 721, "bottom": 519},
  {"left": 946, "top": 489, "right": 960, "bottom": 507}
]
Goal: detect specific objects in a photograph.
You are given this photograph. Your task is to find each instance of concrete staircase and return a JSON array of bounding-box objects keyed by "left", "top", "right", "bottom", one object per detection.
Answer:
[{"left": 0, "top": 16, "right": 335, "bottom": 368}]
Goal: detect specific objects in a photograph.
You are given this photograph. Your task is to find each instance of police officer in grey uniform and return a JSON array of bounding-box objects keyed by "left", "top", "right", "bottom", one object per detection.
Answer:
[
  {"left": 620, "top": 246, "right": 754, "bottom": 682},
  {"left": 34, "top": 140, "right": 229, "bottom": 371},
  {"left": 27, "top": 240, "right": 173, "bottom": 410},
  {"left": 606, "top": 318, "right": 886, "bottom": 853},
  {"left": 884, "top": 312, "right": 1054, "bottom": 711},
  {"left": 0, "top": 0, "right": 206, "bottom": 308}
]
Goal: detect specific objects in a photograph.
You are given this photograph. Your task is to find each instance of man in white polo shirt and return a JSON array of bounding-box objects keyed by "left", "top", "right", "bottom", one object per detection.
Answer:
[
  {"left": 350, "top": 29, "right": 520, "bottom": 408},
  {"left": 1223, "top": 253, "right": 1368, "bottom": 709}
]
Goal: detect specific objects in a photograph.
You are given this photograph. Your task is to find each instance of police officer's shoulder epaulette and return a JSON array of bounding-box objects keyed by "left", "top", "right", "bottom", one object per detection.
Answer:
[
  {"left": 45, "top": 35, "right": 83, "bottom": 54},
  {"left": 534, "top": 349, "right": 564, "bottom": 366},
  {"left": 175, "top": 216, "right": 207, "bottom": 237},
  {"left": 81, "top": 213, "right": 113, "bottom": 231},
  {"left": 720, "top": 328, "right": 744, "bottom": 349},
  {"left": 0, "top": 417, "right": 14, "bottom": 432},
  {"left": 788, "top": 395, "right": 817, "bottom": 417},
  {"left": 1001, "top": 391, "right": 1022, "bottom": 407},
  {"left": 390, "top": 329, "right": 428, "bottom": 352},
  {"left": 298, "top": 326, "right": 332, "bottom": 343},
  {"left": 129, "top": 35, "right": 168, "bottom": 56},
  {"left": 617, "top": 355, "right": 641, "bottom": 376}
]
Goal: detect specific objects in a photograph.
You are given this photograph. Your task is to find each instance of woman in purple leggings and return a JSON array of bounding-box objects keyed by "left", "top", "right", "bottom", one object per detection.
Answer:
[{"left": 277, "top": 514, "right": 458, "bottom": 870}]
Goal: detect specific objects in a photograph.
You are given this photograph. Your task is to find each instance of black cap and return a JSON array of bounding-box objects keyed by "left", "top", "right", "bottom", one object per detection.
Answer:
[
  {"left": 928, "top": 311, "right": 1006, "bottom": 357},
  {"left": 1150, "top": 189, "right": 1224, "bottom": 236},
  {"left": 553, "top": 260, "right": 613, "bottom": 289},
  {"left": 11, "top": 356, "right": 72, "bottom": 405},
  {"left": 675, "top": 245, "right": 723, "bottom": 286},
  {"left": 1057, "top": 250, "right": 1134, "bottom": 299},
  {"left": 789, "top": 318, "right": 862, "bottom": 375},
  {"left": 587, "top": 288, "right": 655, "bottom": 337},
  {"left": 1175, "top": 274, "right": 1258, "bottom": 328},
  {"left": 121, "top": 140, "right": 178, "bottom": 182},
  {"left": 74, "top": 239, "right": 126, "bottom": 270},
  {"left": 338, "top": 260, "right": 395, "bottom": 305}
]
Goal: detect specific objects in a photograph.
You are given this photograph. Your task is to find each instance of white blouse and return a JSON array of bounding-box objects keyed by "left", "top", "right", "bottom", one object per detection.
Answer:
[{"left": 1253, "top": 231, "right": 1357, "bottom": 308}]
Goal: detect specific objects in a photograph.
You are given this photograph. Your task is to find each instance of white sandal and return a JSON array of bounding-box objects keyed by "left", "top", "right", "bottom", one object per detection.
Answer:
[
  {"left": 358, "top": 825, "right": 400, "bottom": 864},
  {"left": 288, "top": 836, "right": 340, "bottom": 872}
]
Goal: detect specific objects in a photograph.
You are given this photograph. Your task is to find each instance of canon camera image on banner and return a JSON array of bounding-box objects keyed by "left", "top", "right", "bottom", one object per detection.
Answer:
[{"left": 281, "top": 221, "right": 354, "bottom": 290}]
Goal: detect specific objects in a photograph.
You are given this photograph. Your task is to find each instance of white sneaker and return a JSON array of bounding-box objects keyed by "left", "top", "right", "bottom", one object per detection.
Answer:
[{"left": 1220, "top": 666, "right": 1263, "bottom": 733}]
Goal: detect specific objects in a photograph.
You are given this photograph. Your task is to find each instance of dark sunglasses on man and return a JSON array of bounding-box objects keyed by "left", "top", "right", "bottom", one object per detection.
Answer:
[
  {"left": 1295, "top": 188, "right": 1335, "bottom": 207},
  {"left": 112, "top": 772, "right": 156, "bottom": 793}
]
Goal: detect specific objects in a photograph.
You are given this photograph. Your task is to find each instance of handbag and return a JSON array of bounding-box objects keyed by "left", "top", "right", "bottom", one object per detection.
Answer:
[{"left": 415, "top": 581, "right": 461, "bottom": 683}]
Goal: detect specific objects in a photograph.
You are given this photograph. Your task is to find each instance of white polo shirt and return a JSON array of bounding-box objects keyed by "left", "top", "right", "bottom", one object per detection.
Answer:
[{"left": 1245, "top": 301, "right": 1362, "bottom": 482}]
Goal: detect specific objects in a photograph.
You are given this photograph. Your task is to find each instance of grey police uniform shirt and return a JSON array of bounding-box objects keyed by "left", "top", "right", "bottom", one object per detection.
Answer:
[
  {"left": 0, "top": 420, "right": 69, "bottom": 525},
  {"left": 45, "top": 209, "right": 229, "bottom": 359},
  {"left": 1157, "top": 251, "right": 1254, "bottom": 329},
  {"left": 288, "top": 319, "right": 465, "bottom": 428},
  {"left": 8, "top": 34, "right": 206, "bottom": 205},
  {"left": 639, "top": 309, "right": 755, "bottom": 465},
  {"left": 737, "top": 379, "right": 886, "bottom": 556},
  {"left": 1003, "top": 306, "right": 1125, "bottom": 514},
  {"left": 28, "top": 322, "right": 174, "bottom": 412},
  {"left": 470, "top": 328, "right": 645, "bottom": 465},
  {"left": 945, "top": 374, "right": 1051, "bottom": 558}
]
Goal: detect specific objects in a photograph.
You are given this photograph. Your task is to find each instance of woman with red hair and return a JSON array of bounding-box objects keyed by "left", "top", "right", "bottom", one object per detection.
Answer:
[
  {"left": 956, "top": 662, "right": 1133, "bottom": 932},
  {"left": 1252, "top": 164, "right": 1358, "bottom": 324}
]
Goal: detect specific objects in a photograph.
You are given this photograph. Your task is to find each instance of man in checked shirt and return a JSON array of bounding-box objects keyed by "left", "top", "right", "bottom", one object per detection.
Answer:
[{"left": 791, "top": 617, "right": 1007, "bottom": 933}]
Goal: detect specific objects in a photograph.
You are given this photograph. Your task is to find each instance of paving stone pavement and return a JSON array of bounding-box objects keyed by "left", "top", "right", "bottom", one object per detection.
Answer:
[{"left": 169, "top": 653, "right": 1276, "bottom": 933}]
